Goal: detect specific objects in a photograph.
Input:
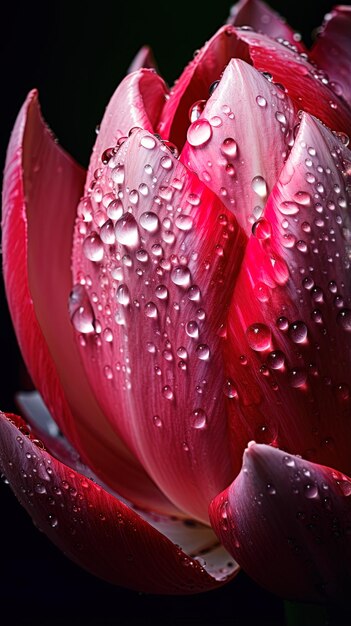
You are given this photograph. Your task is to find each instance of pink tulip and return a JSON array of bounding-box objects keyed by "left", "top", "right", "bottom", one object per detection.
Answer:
[{"left": 1, "top": 0, "right": 351, "bottom": 603}]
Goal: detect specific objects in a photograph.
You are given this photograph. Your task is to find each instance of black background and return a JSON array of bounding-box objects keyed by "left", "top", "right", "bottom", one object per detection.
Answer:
[{"left": 0, "top": 1, "right": 345, "bottom": 624}]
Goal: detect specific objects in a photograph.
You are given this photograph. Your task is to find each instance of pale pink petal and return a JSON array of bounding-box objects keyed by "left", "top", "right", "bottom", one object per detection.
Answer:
[
  {"left": 0, "top": 412, "right": 238, "bottom": 593},
  {"left": 227, "top": 0, "right": 307, "bottom": 53},
  {"left": 2, "top": 90, "right": 180, "bottom": 515},
  {"left": 87, "top": 69, "right": 167, "bottom": 190},
  {"left": 181, "top": 58, "right": 297, "bottom": 236},
  {"left": 310, "top": 6, "right": 351, "bottom": 108},
  {"left": 72, "top": 129, "right": 246, "bottom": 523},
  {"left": 223, "top": 113, "right": 351, "bottom": 477},
  {"left": 127, "top": 46, "right": 158, "bottom": 74},
  {"left": 209, "top": 442, "right": 351, "bottom": 603}
]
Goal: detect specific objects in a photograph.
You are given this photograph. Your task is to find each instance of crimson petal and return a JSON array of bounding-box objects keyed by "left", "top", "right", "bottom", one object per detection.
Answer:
[
  {"left": 2, "top": 90, "right": 179, "bottom": 515},
  {"left": 209, "top": 442, "right": 351, "bottom": 603},
  {"left": 0, "top": 412, "right": 237, "bottom": 593},
  {"left": 223, "top": 112, "right": 351, "bottom": 477},
  {"left": 310, "top": 6, "right": 351, "bottom": 109},
  {"left": 227, "top": 0, "right": 307, "bottom": 53},
  {"left": 181, "top": 58, "right": 297, "bottom": 235},
  {"left": 72, "top": 129, "right": 246, "bottom": 523}
]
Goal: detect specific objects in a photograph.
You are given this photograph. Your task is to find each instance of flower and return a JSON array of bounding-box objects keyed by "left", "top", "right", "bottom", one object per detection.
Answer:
[{"left": 1, "top": 0, "right": 351, "bottom": 603}]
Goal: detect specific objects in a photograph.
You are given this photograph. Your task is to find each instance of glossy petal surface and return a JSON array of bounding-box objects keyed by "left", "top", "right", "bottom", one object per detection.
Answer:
[
  {"left": 2, "top": 90, "right": 179, "bottom": 515},
  {"left": 0, "top": 412, "right": 237, "bottom": 594},
  {"left": 181, "top": 59, "right": 296, "bottom": 235},
  {"left": 310, "top": 6, "right": 351, "bottom": 109},
  {"left": 223, "top": 113, "right": 351, "bottom": 476},
  {"left": 127, "top": 46, "right": 158, "bottom": 74},
  {"left": 210, "top": 442, "right": 351, "bottom": 603},
  {"left": 72, "top": 129, "right": 246, "bottom": 522},
  {"left": 227, "top": 0, "right": 306, "bottom": 53}
]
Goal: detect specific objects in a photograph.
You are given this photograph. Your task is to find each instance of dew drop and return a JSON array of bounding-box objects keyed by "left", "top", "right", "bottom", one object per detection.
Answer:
[
  {"left": 111, "top": 165, "right": 125, "bottom": 185},
  {"left": 288, "top": 321, "right": 308, "bottom": 343},
  {"left": 160, "top": 155, "right": 173, "bottom": 170},
  {"left": 251, "top": 176, "right": 267, "bottom": 198},
  {"left": 115, "top": 213, "right": 139, "bottom": 247},
  {"left": 187, "top": 285, "right": 201, "bottom": 301},
  {"left": 191, "top": 409, "right": 207, "bottom": 429},
  {"left": 145, "top": 302, "right": 158, "bottom": 318},
  {"left": 107, "top": 199, "right": 123, "bottom": 220},
  {"left": 337, "top": 308, "right": 351, "bottom": 331},
  {"left": 221, "top": 138, "right": 238, "bottom": 158},
  {"left": 246, "top": 323, "right": 271, "bottom": 351},
  {"left": 69, "top": 285, "right": 95, "bottom": 334},
  {"left": 83, "top": 232, "right": 104, "bottom": 262},
  {"left": 223, "top": 378, "right": 238, "bottom": 399},
  {"left": 288, "top": 368, "right": 307, "bottom": 388},
  {"left": 186, "top": 320, "right": 199, "bottom": 338},
  {"left": 304, "top": 483, "right": 319, "bottom": 499},
  {"left": 140, "top": 135, "right": 157, "bottom": 150},
  {"left": 100, "top": 219, "right": 116, "bottom": 244},
  {"left": 155, "top": 284, "right": 168, "bottom": 300},
  {"left": 256, "top": 95, "right": 267, "bottom": 107},
  {"left": 139, "top": 212, "right": 160, "bottom": 233},
  {"left": 116, "top": 284, "right": 130, "bottom": 306},
  {"left": 189, "top": 100, "right": 206, "bottom": 123},
  {"left": 196, "top": 344, "right": 210, "bottom": 360},
  {"left": 252, "top": 218, "right": 271, "bottom": 239},
  {"left": 162, "top": 385, "right": 173, "bottom": 400},
  {"left": 153, "top": 415, "right": 163, "bottom": 428},
  {"left": 267, "top": 350, "right": 285, "bottom": 370},
  {"left": 187, "top": 119, "right": 212, "bottom": 147},
  {"left": 171, "top": 266, "right": 191, "bottom": 287},
  {"left": 175, "top": 214, "right": 194, "bottom": 231}
]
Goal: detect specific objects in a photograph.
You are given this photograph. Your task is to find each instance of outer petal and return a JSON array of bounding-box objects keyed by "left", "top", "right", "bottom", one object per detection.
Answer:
[
  {"left": 0, "top": 412, "right": 238, "bottom": 593},
  {"left": 310, "top": 6, "right": 351, "bottom": 109},
  {"left": 209, "top": 442, "right": 351, "bottom": 603},
  {"left": 181, "top": 58, "right": 296, "bottom": 235},
  {"left": 227, "top": 0, "right": 307, "bottom": 53},
  {"left": 158, "top": 25, "right": 351, "bottom": 152},
  {"left": 127, "top": 46, "right": 158, "bottom": 74},
  {"left": 223, "top": 113, "right": 351, "bottom": 476},
  {"left": 72, "top": 129, "right": 246, "bottom": 523},
  {"left": 2, "top": 90, "right": 179, "bottom": 515},
  {"left": 87, "top": 69, "right": 167, "bottom": 190}
]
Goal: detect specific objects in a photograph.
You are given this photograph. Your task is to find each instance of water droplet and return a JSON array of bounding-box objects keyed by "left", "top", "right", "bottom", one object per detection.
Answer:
[
  {"left": 155, "top": 284, "right": 168, "bottom": 300},
  {"left": 111, "top": 165, "right": 125, "bottom": 185},
  {"left": 175, "top": 214, "right": 194, "bottom": 231},
  {"left": 279, "top": 201, "right": 299, "bottom": 216},
  {"left": 294, "top": 191, "right": 311, "bottom": 205},
  {"left": 104, "top": 365, "right": 113, "bottom": 380},
  {"left": 252, "top": 218, "right": 271, "bottom": 239},
  {"left": 337, "top": 308, "right": 351, "bottom": 331},
  {"left": 187, "top": 119, "right": 212, "bottom": 147},
  {"left": 304, "top": 483, "right": 319, "bottom": 499},
  {"left": 115, "top": 214, "right": 139, "bottom": 247},
  {"left": 191, "top": 409, "right": 207, "bottom": 429},
  {"left": 160, "top": 155, "right": 173, "bottom": 170},
  {"left": 100, "top": 219, "right": 116, "bottom": 244},
  {"left": 276, "top": 316, "right": 289, "bottom": 331},
  {"left": 256, "top": 95, "right": 267, "bottom": 107},
  {"left": 251, "top": 176, "right": 267, "bottom": 198},
  {"left": 275, "top": 111, "right": 287, "bottom": 125},
  {"left": 153, "top": 415, "right": 163, "bottom": 428},
  {"left": 288, "top": 368, "right": 307, "bottom": 388},
  {"left": 48, "top": 515, "right": 58, "bottom": 528},
  {"left": 83, "top": 232, "right": 104, "bottom": 262},
  {"left": 162, "top": 385, "right": 173, "bottom": 400},
  {"left": 288, "top": 321, "right": 308, "bottom": 343},
  {"left": 246, "top": 323, "right": 271, "bottom": 351},
  {"left": 145, "top": 302, "right": 158, "bottom": 318},
  {"left": 223, "top": 378, "right": 238, "bottom": 399},
  {"left": 103, "top": 328, "right": 114, "bottom": 342},
  {"left": 171, "top": 266, "right": 191, "bottom": 287},
  {"left": 107, "top": 199, "right": 123, "bottom": 220},
  {"left": 189, "top": 100, "right": 206, "bottom": 123},
  {"left": 187, "top": 285, "right": 201, "bottom": 301},
  {"left": 139, "top": 212, "right": 160, "bottom": 233},
  {"left": 196, "top": 344, "right": 210, "bottom": 360},
  {"left": 116, "top": 284, "right": 130, "bottom": 306},
  {"left": 69, "top": 285, "right": 95, "bottom": 334},
  {"left": 140, "top": 135, "right": 156, "bottom": 150},
  {"left": 221, "top": 138, "right": 238, "bottom": 158},
  {"left": 136, "top": 248, "right": 149, "bottom": 263},
  {"left": 186, "top": 320, "right": 199, "bottom": 338},
  {"left": 267, "top": 350, "right": 285, "bottom": 370}
]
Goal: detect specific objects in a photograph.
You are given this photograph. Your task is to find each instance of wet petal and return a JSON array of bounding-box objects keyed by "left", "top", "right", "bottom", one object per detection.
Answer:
[
  {"left": 87, "top": 69, "right": 167, "bottom": 192},
  {"left": 127, "top": 46, "right": 158, "bottom": 74},
  {"left": 227, "top": 0, "right": 306, "bottom": 53},
  {"left": 223, "top": 112, "right": 351, "bottom": 477},
  {"left": 0, "top": 412, "right": 238, "bottom": 593},
  {"left": 181, "top": 58, "right": 297, "bottom": 235},
  {"left": 209, "top": 442, "right": 351, "bottom": 603},
  {"left": 72, "top": 128, "right": 246, "bottom": 523},
  {"left": 310, "top": 6, "right": 351, "bottom": 109},
  {"left": 2, "top": 90, "right": 179, "bottom": 515}
]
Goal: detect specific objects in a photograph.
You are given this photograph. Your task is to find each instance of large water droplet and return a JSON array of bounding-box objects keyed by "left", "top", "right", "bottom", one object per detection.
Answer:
[
  {"left": 171, "top": 266, "right": 191, "bottom": 287},
  {"left": 256, "top": 95, "right": 267, "bottom": 107},
  {"left": 139, "top": 212, "right": 160, "bottom": 233},
  {"left": 288, "top": 321, "right": 308, "bottom": 343},
  {"left": 252, "top": 218, "right": 271, "bottom": 239},
  {"left": 140, "top": 135, "right": 156, "bottom": 150},
  {"left": 246, "top": 323, "right": 271, "bottom": 351},
  {"left": 187, "top": 119, "right": 212, "bottom": 147},
  {"left": 155, "top": 284, "right": 168, "bottom": 300},
  {"left": 115, "top": 213, "right": 139, "bottom": 247},
  {"left": 107, "top": 199, "right": 123, "bottom": 220},
  {"left": 69, "top": 285, "right": 95, "bottom": 334},
  {"left": 196, "top": 343, "right": 210, "bottom": 360},
  {"left": 100, "top": 219, "right": 116, "bottom": 244},
  {"left": 220, "top": 138, "right": 238, "bottom": 158},
  {"left": 186, "top": 320, "right": 199, "bottom": 338},
  {"left": 175, "top": 214, "right": 194, "bottom": 231},
  {"left": 116, "top": 284, "right": 130, "bottom": 306},
  {"left": 145, "top": 302, "right": 158, "bottom": 318},
  {"left": 189, "top": 99, "right": 206, "bottom": 123},
  {"left": 191, "top": 409, "right": 207, "bottom": 429},
  {"left": 251, "top": 176, "right": 267, "bottom": 198},
  {"left": 83, "top": 232, "right": 104, "bottom": 262},
  {"left": 267, "top": 350, "right": 285, "bottom": 370}
]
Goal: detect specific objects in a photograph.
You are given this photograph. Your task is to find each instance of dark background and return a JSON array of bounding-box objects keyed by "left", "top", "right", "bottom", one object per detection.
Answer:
[{"left": 0, "top": 1, "right": 345, "bottom": 624}]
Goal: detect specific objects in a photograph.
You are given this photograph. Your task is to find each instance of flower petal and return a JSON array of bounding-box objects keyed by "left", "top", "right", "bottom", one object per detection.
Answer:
[
  {"left": 0, "top": 411, "right": 238, "bottom": 593},
  {"left": 223, "top": 112, "right": 351, "bottom": 477},
  {"left": 127, "top": 46, "right": 158, "bottom": 74},
  {"left": 72, "top": 129, "right": 246, "bottom": 523},
  {"left": 310, "top": 6, "right": 351, "bottom": 109},
  {"left": 87, "top": 69, "right": 167, "bottom": 190},
  {"left": 2, "top": 90, "right": 179, "bottom": 515},
  {"left": 209, "top": 442, "right": 351, "bottom": 603},
  {"left": 227, "top": 0, "right": 307, "bottom": 53},
  {"left": 181, "top": 58, "right": 297, "bottom": 235}
]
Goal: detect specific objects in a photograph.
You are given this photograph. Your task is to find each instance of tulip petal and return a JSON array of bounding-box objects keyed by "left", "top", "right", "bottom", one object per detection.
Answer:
[
  {"left": 181, "top": 58, "right": 297, "bottom": 235},
  {"left": 87, "top": 69, "right": 167, "bottom": 190},
  {"left": 223, "top": 112, "right": 351, "bottom": 477},
  {"left": 0, "top": 412, "right": 238, "bottom": 593},
  {"left": 310, "top": 6, "right": 351, "bottom": 109},
  {"left": 127, "top": 46, "right": 158, "bottom": 74},
  {"left": 72, "top": 129, "right": 246, "bottom": 523},
  {"left": 2, "top": 90, "right": 180, "bottom": 515},
  {"left": 227, "top": 0, "right": 307, "bottom": 53},
  {"left": 209, "top": 442, "right": 351, "bottom": 603}
]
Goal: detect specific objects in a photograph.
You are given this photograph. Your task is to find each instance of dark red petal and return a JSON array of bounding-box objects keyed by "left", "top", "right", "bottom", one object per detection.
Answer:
[
  {"left": 2, "top": 90, "right": 179, "bottom": 515},
  {"left": 223, "top": 112, "right": 351, "bottom": 476},
  {"left": 127, "top": 46, "right": 158, "bottom": 74},
  {"left": 310, "top": 6, "right": 351, "bottom": 109},
  {"left": 209, "top": 442, "right": 351, "bottom": 603},
  {"left": 0, "top": 411, "right": 238, "bottom": 594},
  {"left": 72, "top": 128, "right": 246, "bottom": 523},
  {"left": 227, "top": 0, "right": 307, "bottom": 53},
  {"left": 87, "top": 69, "right": 167, "bottom": 191},
  {"left": 181, "top": 58, "right": 297, "bottom": 235}
]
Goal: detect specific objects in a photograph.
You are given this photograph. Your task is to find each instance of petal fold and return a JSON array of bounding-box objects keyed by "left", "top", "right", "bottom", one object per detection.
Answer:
[
  {"left": 310, "top": 6, "right": 351, "bottom": 109},
  {"left": 0, "top": 411, "right": 237, "bottom": 593},
  {"left": 72, "top": 129, "right": 246, "bottom": 522},
  {"left": 209, "top": 442, "right": 351, "bottom": 603},
  {"left": 2, "top": 90, "right": 179, "bottom": 515}
]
